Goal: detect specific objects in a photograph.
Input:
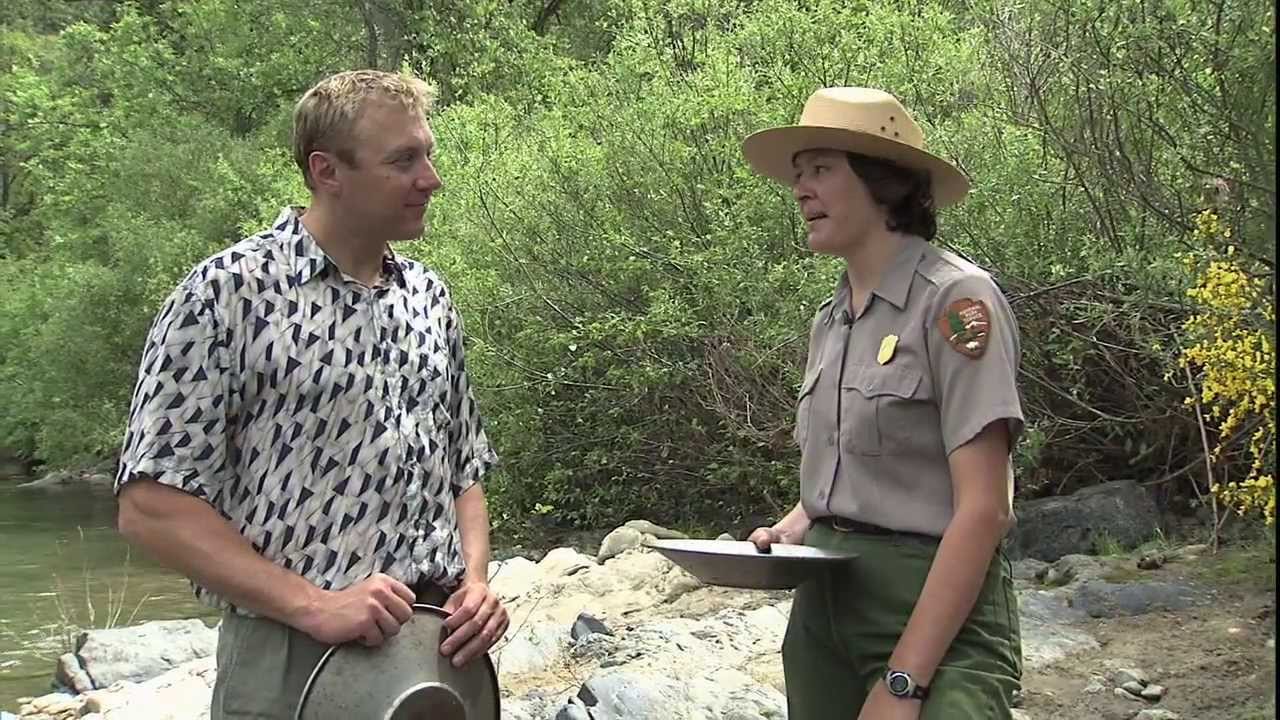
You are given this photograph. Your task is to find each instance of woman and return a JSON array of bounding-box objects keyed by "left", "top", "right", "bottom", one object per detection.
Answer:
[{"left": 743, "top": 87, "right": 1024, "bottom": 719}]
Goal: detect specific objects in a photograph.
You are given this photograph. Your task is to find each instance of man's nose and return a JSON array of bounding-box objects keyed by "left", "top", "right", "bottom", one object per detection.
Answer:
[{"left": 418, "top": 163, "right": 443, "bottom": 193}]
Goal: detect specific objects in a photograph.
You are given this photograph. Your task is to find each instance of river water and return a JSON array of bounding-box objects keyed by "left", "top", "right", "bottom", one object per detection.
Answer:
[{"left": 0, "top": 482, "right": 219, "bottom": 710}]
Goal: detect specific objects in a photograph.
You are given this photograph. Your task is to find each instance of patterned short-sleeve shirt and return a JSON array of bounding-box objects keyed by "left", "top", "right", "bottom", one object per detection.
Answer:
[{"left": 115, "top": 207, "right": 498, "bottom": 610}]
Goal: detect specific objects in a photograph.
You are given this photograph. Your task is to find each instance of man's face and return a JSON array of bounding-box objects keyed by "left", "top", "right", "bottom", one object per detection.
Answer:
[{"left": 335, "top": 101, "right": 442, "bottom": 243}]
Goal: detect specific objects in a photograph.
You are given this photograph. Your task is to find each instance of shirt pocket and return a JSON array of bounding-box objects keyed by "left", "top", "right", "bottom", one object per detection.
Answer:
[
  {"left": 794, "top": 365, "right": 822, "bottom": 448},
  {"left": 840, "top": 364, "right": 925, "bottom": 456},
  {"left": 406, "top": 330, "right": 452, "bottom": 468}
]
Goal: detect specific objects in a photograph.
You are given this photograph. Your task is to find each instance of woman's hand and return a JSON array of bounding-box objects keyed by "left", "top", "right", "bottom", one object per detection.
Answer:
[{"left": 856, "top": 681, "right": 922, "bottom": 720}]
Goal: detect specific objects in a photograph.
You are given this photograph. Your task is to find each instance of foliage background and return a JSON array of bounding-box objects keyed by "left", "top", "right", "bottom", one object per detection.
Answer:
[{"left": 1, "top": 0, "right": 1273, "bottom": 534}]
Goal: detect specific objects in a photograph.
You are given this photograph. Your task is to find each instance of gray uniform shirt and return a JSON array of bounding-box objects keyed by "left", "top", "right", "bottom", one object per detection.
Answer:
[{"left": 796, "top": 234, "right": 1023, "bottom": 537}]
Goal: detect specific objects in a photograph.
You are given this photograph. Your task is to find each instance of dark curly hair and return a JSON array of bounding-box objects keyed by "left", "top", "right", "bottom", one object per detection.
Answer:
[{"left": 845, "top": 152, "right": 938, "bottom": 241}]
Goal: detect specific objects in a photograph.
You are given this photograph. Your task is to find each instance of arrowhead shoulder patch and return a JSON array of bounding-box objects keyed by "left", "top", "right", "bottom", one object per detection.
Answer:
[{"left": 937, "top": 298, "right": 991, "bottom": 358}]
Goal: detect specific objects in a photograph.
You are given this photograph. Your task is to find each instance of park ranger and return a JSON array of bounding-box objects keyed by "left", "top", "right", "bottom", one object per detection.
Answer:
[{"left": 745, "top": 87, "right": 1025, "bottom": 719}]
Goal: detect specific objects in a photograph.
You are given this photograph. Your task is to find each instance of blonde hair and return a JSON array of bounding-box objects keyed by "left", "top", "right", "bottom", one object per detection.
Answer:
[{"left": 292, "top": 70, "right": 436, "bottom": 189}]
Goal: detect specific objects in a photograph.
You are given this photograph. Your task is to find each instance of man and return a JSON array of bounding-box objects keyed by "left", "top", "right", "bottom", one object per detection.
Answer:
[{"left": 114, "top": 69, "right": 508, "bottom": 718}]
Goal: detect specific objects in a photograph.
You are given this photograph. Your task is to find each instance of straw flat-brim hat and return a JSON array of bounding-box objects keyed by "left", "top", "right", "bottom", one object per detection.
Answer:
[{"left": 742, "top": 87, "right": 970, "bottom": 207}]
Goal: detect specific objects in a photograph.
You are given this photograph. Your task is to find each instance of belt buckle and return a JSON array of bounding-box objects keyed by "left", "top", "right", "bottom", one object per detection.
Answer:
[{"left": 830, "top": 516, "right": 857, "bottom": 533}]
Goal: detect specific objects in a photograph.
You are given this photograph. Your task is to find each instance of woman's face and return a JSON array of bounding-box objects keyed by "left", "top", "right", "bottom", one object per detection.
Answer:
[{"left": 791, "top": 148, "right": 886, "bottom": 257}]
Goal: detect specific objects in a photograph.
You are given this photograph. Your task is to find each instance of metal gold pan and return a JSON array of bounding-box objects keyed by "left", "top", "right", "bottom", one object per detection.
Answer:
[
  {"left": 644, "top": 538, "right": 858, "bottom": 590},
  {"left": 295, "top": 604, "right": 499, "bottom": 720}
]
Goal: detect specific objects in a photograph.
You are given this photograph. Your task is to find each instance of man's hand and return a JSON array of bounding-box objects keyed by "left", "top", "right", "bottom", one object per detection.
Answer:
[
  {"left": 295, "top": 573, "right": 416, "bottom": 647},
  {"left": 440, "top": 579, "right": 509, "bottom": 667},
  {"left": 856, "top": 681, "right": 922, "bottom": 720}
]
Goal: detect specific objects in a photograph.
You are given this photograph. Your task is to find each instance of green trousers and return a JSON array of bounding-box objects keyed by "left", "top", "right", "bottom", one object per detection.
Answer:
[{"left": 783, "top": 522, "right": 1023, "bottom": 719}]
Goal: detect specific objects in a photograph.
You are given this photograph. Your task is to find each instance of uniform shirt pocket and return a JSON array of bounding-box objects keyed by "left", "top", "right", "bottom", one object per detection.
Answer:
[
  {"left": 794, "top": 365, "right": 822, "bottom": 448},
  {"left": 840, "top": 364, "right": 926, "bottom": 456}
]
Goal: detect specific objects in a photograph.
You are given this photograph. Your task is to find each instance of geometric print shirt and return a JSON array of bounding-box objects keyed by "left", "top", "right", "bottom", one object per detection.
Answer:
[{"left": 115, "top": 207, "right": 498, "bottom": 612}]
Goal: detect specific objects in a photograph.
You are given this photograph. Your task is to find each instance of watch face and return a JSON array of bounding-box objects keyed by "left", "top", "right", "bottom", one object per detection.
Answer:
[{"left": 887, "top": 672, "right": 911, "bottom": 695}]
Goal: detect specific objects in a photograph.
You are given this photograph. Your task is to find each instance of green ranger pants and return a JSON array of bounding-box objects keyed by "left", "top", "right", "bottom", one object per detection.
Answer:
[{"left": 783, "top": 522, "right": 1023, "bottom": 719}]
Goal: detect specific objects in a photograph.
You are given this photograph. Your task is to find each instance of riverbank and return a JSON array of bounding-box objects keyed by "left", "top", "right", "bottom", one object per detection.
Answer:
[{"left": 8, "top": 521, "right": 1274, "bottom": 720}]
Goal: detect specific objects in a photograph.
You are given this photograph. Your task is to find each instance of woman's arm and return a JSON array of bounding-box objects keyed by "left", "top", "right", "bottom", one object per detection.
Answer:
[{"left": 884, "top": 419, "right": 1013, "bottom": 685}]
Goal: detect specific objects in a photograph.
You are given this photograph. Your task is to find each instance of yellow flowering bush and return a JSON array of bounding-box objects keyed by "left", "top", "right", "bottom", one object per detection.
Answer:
[{"left": 1179, "top": 209, "right": 1276, "bottom": 524}]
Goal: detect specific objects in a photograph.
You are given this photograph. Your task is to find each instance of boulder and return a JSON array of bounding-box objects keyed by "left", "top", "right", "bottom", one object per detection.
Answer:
[
  {"left": 1007, "top": 480, "right": 1159, "bottom": 562},
  {"left": 76, "top": 619, "right": 216, "bottom": 688},
  {"left": 598, "top": 526, "right": 646, "bottom": 562},
  {"left": 1072, "top": 581, "right": 1200, "bottom": 618},
  {"left": 55, "top": 653, "right": 94, "bottom": 694}
]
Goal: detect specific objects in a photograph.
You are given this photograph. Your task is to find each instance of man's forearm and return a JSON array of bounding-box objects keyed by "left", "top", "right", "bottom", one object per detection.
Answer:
[
  {"left": 454, "top": 483, "right": 491, "bottom": 586},
  {"left": 117, "top": 480, "right": 322, "bottom": 627}
]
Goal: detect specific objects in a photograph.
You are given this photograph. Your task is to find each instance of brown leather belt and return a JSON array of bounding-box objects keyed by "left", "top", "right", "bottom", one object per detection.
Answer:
[{"left": 817, "top": 515, "right": 895, "bottom": 535}]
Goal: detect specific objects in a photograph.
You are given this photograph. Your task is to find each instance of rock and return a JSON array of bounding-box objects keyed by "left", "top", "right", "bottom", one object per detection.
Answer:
[
  {"left": 554, "top": 696, "right": 592, "bottom": 720},
  {"left": 1112, "top": 667, "right": 1150, "bottom": 687},
  {"left": 495, "top": 621, "right": 567, "bottom": 676},
  {"left": 1011, "top": 711, "right": 1032, "bottom": 720},
  {"left": 538, "top": 547, "right": 597, "bottom": 579},
  {"left": 1140, "top": 683, "right": 1166, "bottom": 700},
  {"left": 1012, "top": 558, "right": 1048, "bottom": 582},
  {"left": 597, "top": 526, "right": 645, "bottom": 562},
  {"left": 1073, "top": 581, "right": 1199, "bottom": 618},
  {"left": 1115, "top": 687, "right": 1146, "bottom": 702},
  {"left": 55, "top": 652, "right": 93, "bottom": 694},
  {"left": 487, "top": 556, "right": 541, "bottom": 602},
  {"left": 1016, "top": 590, "right": 1098, "bottom": 670},
  {"left": 569, "top": 632, "right": 622, "bottom": 663},
  {"left": 1120, "top": 680, "right": 1147, "bottom": 695},
  {"left": 1083, "top": 676, "right": 1108, "bottom": 694},
  {"left": 577, "top": 669, "right": 675, "bottom": 718},
  {"left": 1006, "top": 480, "right": 1159, "bottom": 561},
  {"left": 571, "top": 612, "right": 613, "bottom": 641},
  {"left": 1137, "top": 552, "right": 1166, "bottom": 570},
  {"left": 76, "top": 619, "right": 217, "bottom": 688},
  {"left": 15, "top": 470, "right": 73, "bottom": 489},
  {"left": 1134, "top": 711, "right": 1181, "bottom": 720},
  {"left": 622, "top": 520, "right": 687, "bottom": 540},
  {"left": 1037, "top": 554, "right": 1108, "bottom": 588}
]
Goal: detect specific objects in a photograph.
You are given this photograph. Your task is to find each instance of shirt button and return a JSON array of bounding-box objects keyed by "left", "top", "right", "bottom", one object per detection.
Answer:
[
  {"left": 817, "top": 489, "right": 827, "bottom": 500},
  {"left": 826, "top": 433, "right": 836, "bottom": 447}
]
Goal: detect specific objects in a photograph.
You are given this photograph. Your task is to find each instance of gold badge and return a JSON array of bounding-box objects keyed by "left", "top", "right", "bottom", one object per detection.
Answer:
[{"left": 877, "top": 334, "right": 899, "bottom": 365}]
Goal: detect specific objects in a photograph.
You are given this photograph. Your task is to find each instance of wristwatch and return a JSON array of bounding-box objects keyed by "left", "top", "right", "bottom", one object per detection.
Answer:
[{"left": 884, "top": 669, "right": 930, "bottom": 700}]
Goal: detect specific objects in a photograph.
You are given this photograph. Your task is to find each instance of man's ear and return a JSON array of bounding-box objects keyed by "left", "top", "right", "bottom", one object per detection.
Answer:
[{"left": 308, "top": 151, "right": 341, "bottom": 194}]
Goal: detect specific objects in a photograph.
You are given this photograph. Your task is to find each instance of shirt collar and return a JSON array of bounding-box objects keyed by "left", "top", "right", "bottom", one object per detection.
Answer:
[
  {"left": 821, "top": 234, "right": 925, "bottom": 325},
  {"left": 273, "top": 206, "right": 408, "bottom": 290},
  {"left": 873, "top": 234, "right": 925, "bottom": 310}
]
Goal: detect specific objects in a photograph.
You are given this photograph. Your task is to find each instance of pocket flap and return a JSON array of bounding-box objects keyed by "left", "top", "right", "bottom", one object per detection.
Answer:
[{"left": 842, "top": 364, "right": 921, "bottom": 398}]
